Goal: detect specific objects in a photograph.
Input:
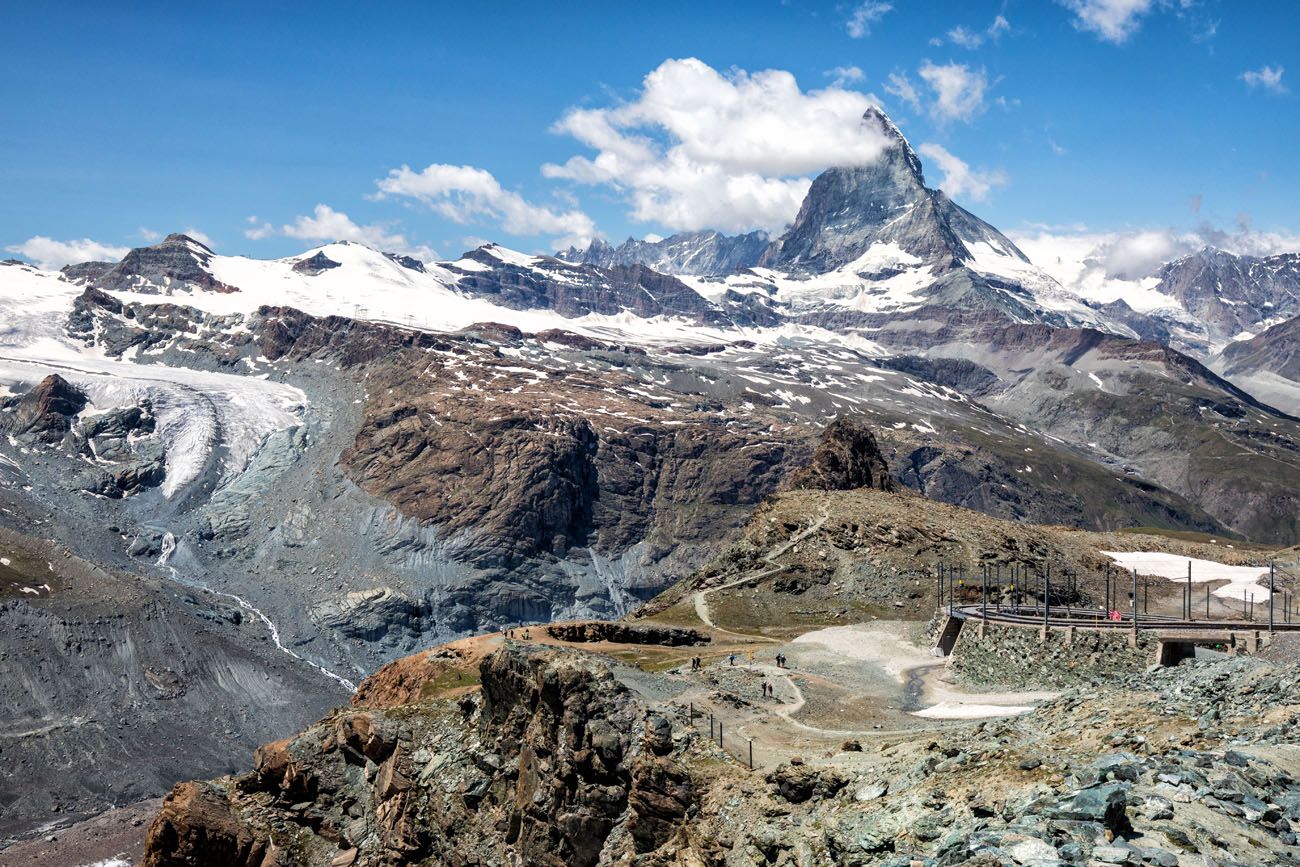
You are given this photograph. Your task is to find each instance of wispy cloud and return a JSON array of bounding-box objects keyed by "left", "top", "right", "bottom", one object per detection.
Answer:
[
  {"left": 1240, "top": 65, "right": 1286, "bottom": 93},
  {"left": 917, "top": 143, "right": 1007, "bottom": 201},
  {"left": 845, "top": 1, "right": 892, "bottom": 38},
  {"left": 884, "top": 71, "right": 922, "bottom": 113},
  {"left": 376, "top": 164, "right": 595, "bottom": 250},
  {"left": 825, "top": 65, "right": 865, "bottom": 87},
  {"left": 937, "top": 14, "right": 1010, "bottom": 49},
  {"left": 918, "top": 61, "right": 989, "bottom": 123},
  {"left": 5, "top": 236, "right": 130, "bottom": 270}
]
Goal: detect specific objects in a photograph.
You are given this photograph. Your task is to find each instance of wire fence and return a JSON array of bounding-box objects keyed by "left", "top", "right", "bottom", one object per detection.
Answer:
[{"left": 683, "top": 701, "right": 759, "bottom": 771}]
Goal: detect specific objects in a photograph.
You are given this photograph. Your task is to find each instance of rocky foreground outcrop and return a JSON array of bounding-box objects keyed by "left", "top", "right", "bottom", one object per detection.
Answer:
[
  {"left": 140, "top": 645, "right": 697, "bottom": 867},
  {"left": 138, "top": 639, "right": 1300, "bottom": 866}
]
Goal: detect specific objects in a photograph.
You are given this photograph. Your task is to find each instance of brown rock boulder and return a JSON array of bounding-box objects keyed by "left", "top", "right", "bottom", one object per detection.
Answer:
[
  {"left": 13, "top": 374, "right": 86, "bottom": 443},
  {"left": 140, "top": 781, "right": 275, "bottom": 867},
  {"left": 627, "top": 754, "right": 694, "bottom": 853},
  {"left": 783, "top": 417, "right": 895, "bottom": 492}
]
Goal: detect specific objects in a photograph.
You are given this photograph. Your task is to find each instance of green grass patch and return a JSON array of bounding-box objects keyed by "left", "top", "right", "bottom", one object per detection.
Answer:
[{"left": 418, "top": 667, "right": 482, "bottom": 700}]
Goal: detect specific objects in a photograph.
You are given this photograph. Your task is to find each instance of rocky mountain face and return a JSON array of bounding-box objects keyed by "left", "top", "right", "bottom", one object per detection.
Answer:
[
  {"left": 70, "top": 232, "right": 239, "bottom": 294},
  {"left": 9, "top": 373, "right": 86, "bottom": 443},
  {"left": 0, "top": 527, "right": 342, "bottom": 841},
  {"left": 1154, "top": 248, "right": 1300, "bottom": 350},
  {"left": 768, "top": 108, "right": 960, "bottom": 273},
  {"left": 1210, "top": 314, "right": 1300, "bottom": 416},
  {"left": 751, "top": 108, "right": 1065, "bottom": 327},
  {"left": 1220, "top": 315, "right": 1300, "bottom": 382},
  {"left": 558, "top": 229, "right": 771, "bottom": 276},
  {"left": 447, "top": 245, "right": 740, "bottom": 324},
  {"left": 864, "top": 312, "right": 1300, "bottom": 544}
]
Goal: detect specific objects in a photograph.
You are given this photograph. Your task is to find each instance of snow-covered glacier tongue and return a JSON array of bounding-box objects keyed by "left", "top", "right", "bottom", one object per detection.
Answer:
[{"left": 0, "top": 258, "right": 306, "bottom": 499}]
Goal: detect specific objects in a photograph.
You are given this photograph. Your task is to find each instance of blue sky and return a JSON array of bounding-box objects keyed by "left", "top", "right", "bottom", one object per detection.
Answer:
[{"left": 2, "top": 0, "right": 1296, "bottom": 268}]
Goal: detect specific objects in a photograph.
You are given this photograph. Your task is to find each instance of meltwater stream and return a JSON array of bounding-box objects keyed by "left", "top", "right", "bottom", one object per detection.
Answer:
[{"left": 157, "top": 533, "right": 357, "bottom": 693}]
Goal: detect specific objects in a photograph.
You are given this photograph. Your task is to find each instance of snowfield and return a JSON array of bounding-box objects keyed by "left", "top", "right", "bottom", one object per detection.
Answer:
[{"left": 1102, "top": 551, "right": 1274, "bottom": 602}]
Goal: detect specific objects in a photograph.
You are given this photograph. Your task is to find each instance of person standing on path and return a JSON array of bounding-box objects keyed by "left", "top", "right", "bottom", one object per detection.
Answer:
[{"left": 728, "top": 653, "right": 736, "bottom": 666}]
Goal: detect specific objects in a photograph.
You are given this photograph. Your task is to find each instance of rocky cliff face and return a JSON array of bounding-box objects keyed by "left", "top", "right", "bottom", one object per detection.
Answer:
[
  {"left": 8, "top": 373, "right": 86, "bottom": 443},
  {"left": 1155, "top": 248, "right": 1300, "bottom": 349},
  {"left": 136, "top": 635, "right": 1300, "bottom": 867},
  {"left": 766, "top": 109, "right": 1024, "bottom": 280},
  {"left": 0, "top": 527, "right": 342, "bottom": 841},
  {"left": 1218, "top": 314, "right": 1300, "bottom": 401}
]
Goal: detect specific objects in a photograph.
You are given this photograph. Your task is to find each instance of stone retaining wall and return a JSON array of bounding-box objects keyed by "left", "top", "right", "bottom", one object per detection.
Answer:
[{"left": 950, "top": 621, "right": 1154, "bottom": 688}]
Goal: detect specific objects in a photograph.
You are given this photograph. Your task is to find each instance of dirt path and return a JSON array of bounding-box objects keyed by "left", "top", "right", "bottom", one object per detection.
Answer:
[
  {"left": 663, "top": 620, "right": 1060, "bottom": 771},
  {"left": 692, "top": 509, "right": 829, "bottom": 632}
]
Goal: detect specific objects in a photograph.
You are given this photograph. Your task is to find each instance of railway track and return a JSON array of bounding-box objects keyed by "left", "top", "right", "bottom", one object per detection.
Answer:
[{"left": 947, "top": 604, "right": 1300, "bottom": 633}]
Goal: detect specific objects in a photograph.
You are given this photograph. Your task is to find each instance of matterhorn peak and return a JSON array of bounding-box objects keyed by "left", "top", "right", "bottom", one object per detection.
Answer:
[{"left": 860, "top": 106, "right": 925, "bottom": 182}]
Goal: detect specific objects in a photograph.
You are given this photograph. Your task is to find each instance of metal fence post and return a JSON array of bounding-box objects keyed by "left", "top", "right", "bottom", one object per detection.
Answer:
[
  {"left": 748, "top": 739, "right": 753, "bottom": 769},
  {"left": 1132, "top": 568, "right": 1138, "bottom": 634},
  {"left": 1269, "top": 562, "right": 1275, "bottom": 633},
  {"left": 1043, "top": 567, "right": 1050, "bottom": 630},
  {"left": 982, "top": 563, "right": 988, "bottom": 620}
]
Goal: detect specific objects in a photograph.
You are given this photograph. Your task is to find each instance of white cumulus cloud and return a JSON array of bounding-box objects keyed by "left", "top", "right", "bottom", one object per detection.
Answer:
[
  {"left": 5, "top": 236, "right": 130, "bottom": 270},
  {"left": 267, "top": 204, "right": 437, "bottom": 261},
  {"left": 846, "top": 1, "right": 893, "bottom": 38},
  {"left": 1059, "top": 0, "right": 1155, "bottom": 44},
  {"left": 375, "top": 164, "right": 595, "bottom": 249},
  {"left": 541, "top": 58, "right": 891, "bottom": 235},
  {"left": 918, "top": 61, "right": 989, "bottom": 123},
  {"left": 917, "top": 144, "right": 1007, "bottom": 202},
  {"left": 1240, "top": 65, "right": 1286, "bottom": 93}
]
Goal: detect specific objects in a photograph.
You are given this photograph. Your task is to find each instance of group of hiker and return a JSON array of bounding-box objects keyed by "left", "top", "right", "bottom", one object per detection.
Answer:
[
  {"left": 690, "top": 650, "right": 790, "bottom": 699},
  {"left": 503, "top": 627, "right": 530, "bottom": 640}
]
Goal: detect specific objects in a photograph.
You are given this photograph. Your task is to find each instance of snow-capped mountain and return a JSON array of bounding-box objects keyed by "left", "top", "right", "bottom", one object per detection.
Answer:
[
  {"left": 6, "top": 104, "right": 1300, "bottom": 839},
  {"left": 1154, "top": 247, "right": 1300, "bottom": 350},
  {"left": 557, "top": 229, "right": 771, "bottom": 277}
]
